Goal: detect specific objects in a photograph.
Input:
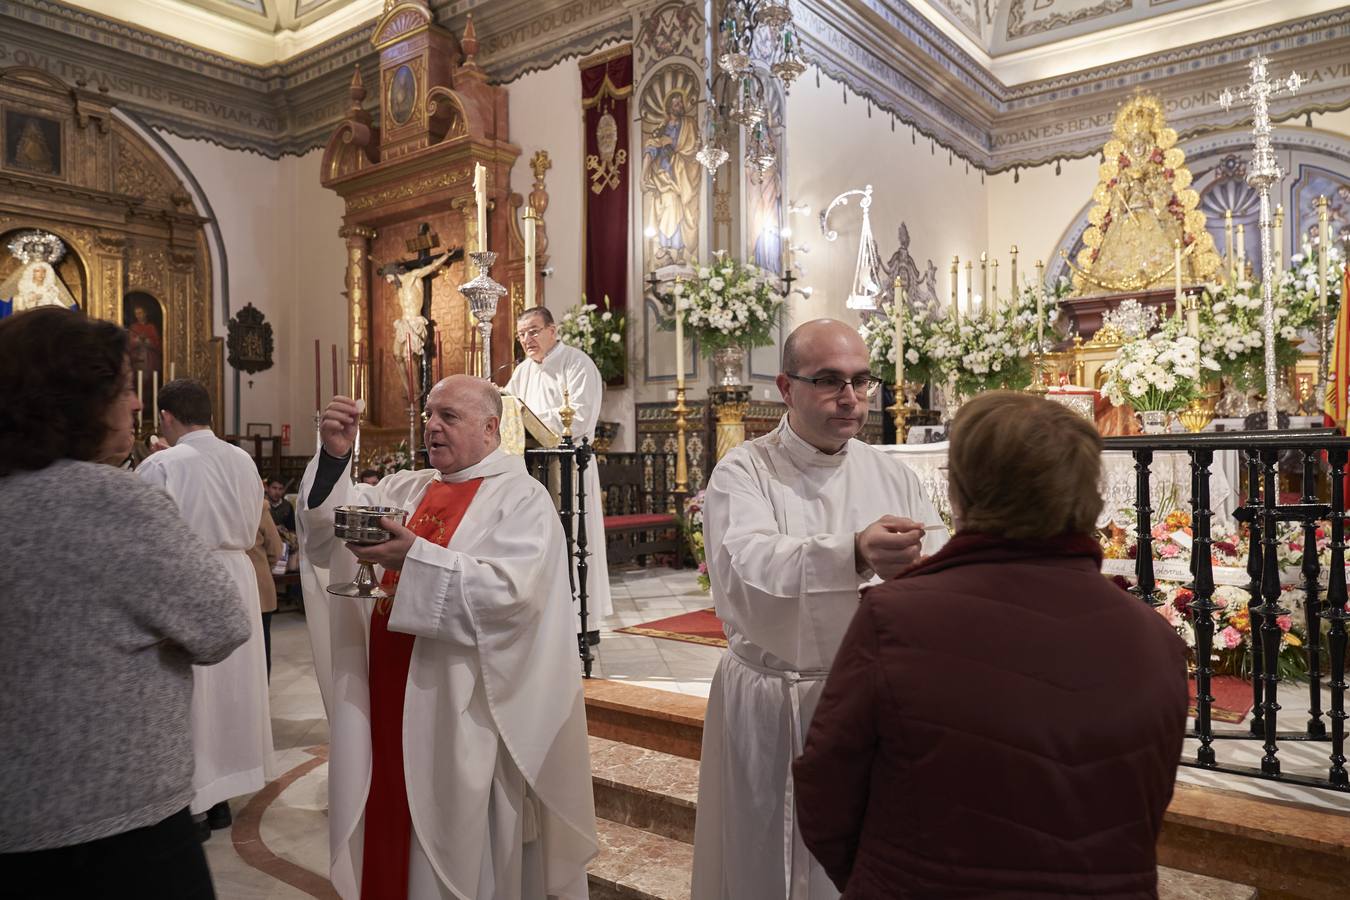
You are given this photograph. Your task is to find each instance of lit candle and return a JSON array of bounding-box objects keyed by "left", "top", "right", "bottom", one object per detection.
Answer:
[
  {"left": 1009, "top": 245, "right": 1019, "bottom": 296},
  {"left": 1174, "top": 239, "right": 1183, "bottom": 318},
  {"left": 474, "top": 162, "right": 488, "bottom": 253},
  {"left": 1274, "top": 204, "right": 1285, "bottom": 278},
  {"left": 1319, "top": 196, "right": 1330, "bottom": 310},
  {"left": 523, "top": 206, "right": 537, "bottom": 308},
  {"left": 169, "top": 361, "right": 175, "bottom": 382},
  {"left": 965, "top": 260, "right": 974, "bottom": 319},
  {"left": 331, "top": 344, "right": 338, "bottom": 398},
  {"left": 151, "top": 370, "right": 159, "bottom": 431},
  {"left": 313, "top": 339, "right": 321, "bottom": 410},
  {"left": 1034, "top": 260, "right": 1046, "bottom": 350},
  {"left": 893, "top": 278, "right": 905, "bottom": 387},
  {"left": 1224, "top": 209, "right": 1235, "bottom": 283},
  {"left": 990, "top": 258, "right": 1000, "bottom": 315},
  {"left": 950, "top": 255, "right": 961, "bottom": 325},
  {"left": 980, "top": 252, "right": 988, "bottom": 318},
  {"left": 674, "top": 281, "right": 685, "bottom": 387}
]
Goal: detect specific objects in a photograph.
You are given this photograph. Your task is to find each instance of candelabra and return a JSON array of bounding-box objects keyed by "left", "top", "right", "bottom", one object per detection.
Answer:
[
  {"left": 458, "top": 251, "right": 509, "bottom": 379},
  {"left": 672, "top": 386, "right": 689, "bottom": 496},
  {"left": 1219, "top": 56, "right": 1303, "bottom": 428}
]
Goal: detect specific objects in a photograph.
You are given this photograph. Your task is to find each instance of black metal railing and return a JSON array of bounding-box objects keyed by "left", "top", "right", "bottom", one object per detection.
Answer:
[
  {"left": 525, "top": 436, "right": 595, "bottom": 678},
  {"left": 1103, "top": 430, "right": 1349, "bottom": 791}
]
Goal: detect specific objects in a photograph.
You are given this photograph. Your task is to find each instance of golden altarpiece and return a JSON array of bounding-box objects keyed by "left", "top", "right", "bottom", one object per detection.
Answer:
[
  {"left": 0, "top": 66, "right": 224, "bottom": 425},
  {"left": 321, "top": 2, "right": 545, "bottom": 459}
]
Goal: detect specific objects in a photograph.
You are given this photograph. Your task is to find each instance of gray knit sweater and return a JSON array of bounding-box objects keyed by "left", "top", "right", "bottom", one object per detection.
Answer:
[{"left": 0, "top": 460, "right": 251, "bottom": 851}]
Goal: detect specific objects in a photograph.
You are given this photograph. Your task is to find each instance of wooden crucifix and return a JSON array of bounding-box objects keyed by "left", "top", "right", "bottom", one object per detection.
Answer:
[{"left": 376, "top": 223, "right": 464, "bottom": 409}]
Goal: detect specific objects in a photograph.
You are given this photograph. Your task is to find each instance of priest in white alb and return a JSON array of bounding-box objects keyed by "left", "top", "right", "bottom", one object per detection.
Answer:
[
  {"left": 300, "top": 375, "right": 597, "bottom": 900},
  {"left": 137, "top": 378, "right": 274, "bottom": 834},
  {"left": 506, "top": 305, "right": 612, "bottom": 640},
  {"left": 691, "top": 319, "right": 948, "bottom": 900}
]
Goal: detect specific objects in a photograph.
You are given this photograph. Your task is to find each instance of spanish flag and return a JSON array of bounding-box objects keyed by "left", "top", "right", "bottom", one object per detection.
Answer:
[{"left": 1327, "top": 266, "right": 1350, "bottom": 430}]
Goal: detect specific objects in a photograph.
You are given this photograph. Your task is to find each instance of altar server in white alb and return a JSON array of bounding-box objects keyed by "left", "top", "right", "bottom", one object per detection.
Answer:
[
  {"left": 691, "top": 319, "right": 948, "bottom": 900},
  {"left": 137, "top": 379, "right": 274, "bottom": 834},
  {"left": 506, "top": 305, "right": 612, "bottom": 637},
  {"left": 301, "top": 375, "right": 597, "bottom": 900}
]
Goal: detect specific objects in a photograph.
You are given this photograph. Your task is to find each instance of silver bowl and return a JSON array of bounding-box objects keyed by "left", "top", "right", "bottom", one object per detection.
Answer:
[{"left": 328, "top": 505, "right": 409, "bottom": 599}]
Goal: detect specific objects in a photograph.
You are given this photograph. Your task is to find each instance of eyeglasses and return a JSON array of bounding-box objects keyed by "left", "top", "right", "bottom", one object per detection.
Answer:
[
  {"left": 515, "top": 326, "right": 551, "bottom": 342},
  {"left": 786, "top": 372, "right": 883, "bottom": 399}
]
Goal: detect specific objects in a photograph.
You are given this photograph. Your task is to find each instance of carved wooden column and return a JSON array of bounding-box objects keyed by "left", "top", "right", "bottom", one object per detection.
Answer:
[
  {"left": 93, "top": 234, "right": 126, "bottom": 327},
  {"left": 340, "top": 224, "right": 376, "bottom": 402}
]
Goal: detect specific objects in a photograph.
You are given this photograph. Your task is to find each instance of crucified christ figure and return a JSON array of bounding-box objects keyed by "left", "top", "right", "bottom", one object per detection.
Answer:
[{"left": 387, "top": 250, "right": 453, "bottom": 358}]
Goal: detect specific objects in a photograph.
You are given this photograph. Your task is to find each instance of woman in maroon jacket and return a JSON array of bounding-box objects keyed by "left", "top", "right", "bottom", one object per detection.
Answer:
[{"left": 793, "top": 391, "right": 1188, "bottom": 899}]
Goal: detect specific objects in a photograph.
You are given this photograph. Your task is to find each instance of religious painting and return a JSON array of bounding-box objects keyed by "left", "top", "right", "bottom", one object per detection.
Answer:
[
  {"left": 3, "top": 110, "right": 61, "bottom": 177},
  {"left": 639, "top": 64, "right": 703, "bottom": 273},
  {"left": 1292, "top": 164, "right": 1350, "bottom": 250},
  {"left": 122, "top": 292, "right": 164, "bottom": 381},
  {"left": 388, "top": 64, "right": 417, "bottom": 127}
]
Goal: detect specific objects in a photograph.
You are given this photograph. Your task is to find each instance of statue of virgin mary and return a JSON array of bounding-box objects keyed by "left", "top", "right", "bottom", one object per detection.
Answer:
[{"left": 0, "top": 231, "right": 79, "bottom": 318}]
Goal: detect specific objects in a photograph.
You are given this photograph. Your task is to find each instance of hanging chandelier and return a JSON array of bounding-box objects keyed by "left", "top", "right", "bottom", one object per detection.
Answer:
[{"left": 698, "top": 0, "right": 806, "bottom": 175}]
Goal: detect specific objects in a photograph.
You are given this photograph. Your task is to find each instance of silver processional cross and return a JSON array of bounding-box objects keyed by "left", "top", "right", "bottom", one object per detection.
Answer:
[{"left": 1218, "top": 56, "right": 1303, "bottom": 427}]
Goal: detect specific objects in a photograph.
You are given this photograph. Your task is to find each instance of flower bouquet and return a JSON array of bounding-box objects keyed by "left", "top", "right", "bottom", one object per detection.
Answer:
[
  {"left": 682, "top": 490, "right": 710, "bottom": 592},
  {"left": 857, "top": 302, "right": 939, "bottom": 388},
  {"left": 369, "top": 440, "right": 416, "bottom": 478},
  {"left": 1100, "top": 319, "right": 1219, "bottom": 429},
  {"left": 661, "top": 254, "right": 785, "bottom": 355},
  {"left": 924, "top": 280, "right": 1061, "bottom": 395},
  {"left": 558, "top": 295, "right": 626, "bottom": 382},
  {"left": 1198, "top": 279, "right": 1305, "bottom": 393}
]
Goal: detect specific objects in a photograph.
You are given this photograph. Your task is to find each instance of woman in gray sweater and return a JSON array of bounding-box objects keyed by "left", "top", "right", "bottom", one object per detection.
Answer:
[{"left": 0, "top": 308, "right": 252, "bottom": 898}]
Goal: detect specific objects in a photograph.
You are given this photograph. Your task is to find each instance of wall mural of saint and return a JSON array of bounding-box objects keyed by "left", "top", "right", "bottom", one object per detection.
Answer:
[{"left": 639, "top": 65, "right": 703, "bottom": 272}]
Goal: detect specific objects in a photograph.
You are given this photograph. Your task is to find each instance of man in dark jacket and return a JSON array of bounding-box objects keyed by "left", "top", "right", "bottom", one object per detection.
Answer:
[{"left": 793, "top": 391, "right": 1188, "bottom": 899}]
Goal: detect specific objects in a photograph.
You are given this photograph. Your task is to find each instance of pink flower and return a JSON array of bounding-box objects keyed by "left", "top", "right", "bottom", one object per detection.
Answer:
[
  {"left": 697, "top": 562, "right": 707, "bottom": 575},
  {"left": 1220, "top": 626, "right": 1243, "bottom": 649},
  {"left": 1157, "top": 604, "right": 1181, "bottom": 627},
  {"left": 1159, "top": 543, "right": 1181, "bottom": 558},
  {"left": 1277, "top": 614, "right": 1292, "bottom": 632}
]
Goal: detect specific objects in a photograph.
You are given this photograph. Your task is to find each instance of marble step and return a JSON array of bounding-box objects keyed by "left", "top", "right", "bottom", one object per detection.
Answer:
[
  {"left": 590, "top": 735, "right": 698, "bottom": 843},
  {"left": 588, "top": 817, "right": 692, "bottom": 900}
]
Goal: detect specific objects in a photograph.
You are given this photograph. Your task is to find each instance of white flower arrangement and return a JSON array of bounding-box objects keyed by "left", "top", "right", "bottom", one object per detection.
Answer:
[
  {"left": 663, "top": 253, "right": 785, "bottom": 354},
  {"left": 557, "top": 295, "right": 626, "bottom": 381},
  {"left": 923, "top": 279, "right": 1063, "bottom": 395},
  {"left": 857, "top": 302, "right": 936, "bottom": 386},
  {"left": 1100, "top": 319, "right": 1219, "bottom": 412}
]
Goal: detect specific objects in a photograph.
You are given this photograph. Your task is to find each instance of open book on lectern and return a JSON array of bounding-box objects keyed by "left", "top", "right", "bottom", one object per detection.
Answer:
[{"left": 498, "top": 390, "right": 560, "bottom": 456}]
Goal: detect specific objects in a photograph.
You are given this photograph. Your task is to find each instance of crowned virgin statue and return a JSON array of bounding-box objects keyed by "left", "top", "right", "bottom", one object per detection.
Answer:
[
  {"left": 0, "top": 231, "right": 79, "bottom": 319},
  {"left": 1066, "top": 95, "right": 1220, "bottom": 295}
]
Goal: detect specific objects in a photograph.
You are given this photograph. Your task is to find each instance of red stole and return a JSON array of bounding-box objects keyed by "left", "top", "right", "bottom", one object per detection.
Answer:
[{"left": 361, "top": 478, "right": 483, "bottom": 900}]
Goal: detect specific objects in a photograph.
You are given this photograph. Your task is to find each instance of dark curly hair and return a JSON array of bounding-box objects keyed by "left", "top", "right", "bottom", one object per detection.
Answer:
[{"left": 0, "top": 308, "right": 129, "bottom": 476}]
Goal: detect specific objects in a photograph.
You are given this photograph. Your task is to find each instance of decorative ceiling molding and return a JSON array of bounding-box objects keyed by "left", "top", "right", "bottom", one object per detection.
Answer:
[
  {"left": 794, "top": 0, "right": 1350, "bottom": 172},
  {"left": 0, "top": 0, "right": 1345, "bottom": 170},
  {"left": 0, "top": 0, "right": 633, "bottom": 157}
]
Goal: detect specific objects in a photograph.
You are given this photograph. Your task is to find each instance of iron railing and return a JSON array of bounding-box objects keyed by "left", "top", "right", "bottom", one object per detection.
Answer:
[{"left": 1104, "top": 430, "right": 1348, "bottom": 791}]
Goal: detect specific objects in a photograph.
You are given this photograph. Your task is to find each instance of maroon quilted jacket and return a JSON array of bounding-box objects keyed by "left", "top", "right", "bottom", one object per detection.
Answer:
[{"left": 793, "top": 532, "right": 1188, "bottom": 899}]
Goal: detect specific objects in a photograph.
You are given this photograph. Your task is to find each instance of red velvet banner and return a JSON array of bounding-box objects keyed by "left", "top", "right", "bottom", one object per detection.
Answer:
[{"left": 581, "top": 49, "right": 633, "bottom": 323}]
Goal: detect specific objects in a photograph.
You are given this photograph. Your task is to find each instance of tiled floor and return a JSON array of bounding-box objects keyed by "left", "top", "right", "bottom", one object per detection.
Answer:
[{"left": 202, "top": 566, "right": 1350, "bottom": 897}]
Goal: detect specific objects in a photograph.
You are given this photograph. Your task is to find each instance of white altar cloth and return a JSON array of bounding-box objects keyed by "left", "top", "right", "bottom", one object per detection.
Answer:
[{"left": 876, "top": 442, "right": 1235, "bottom": 530}]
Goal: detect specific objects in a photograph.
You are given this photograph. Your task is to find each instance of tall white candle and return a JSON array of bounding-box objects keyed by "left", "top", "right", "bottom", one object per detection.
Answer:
[
  {"left": 1186, "top": 294, "right": 1200, "bottom": 340},
  {"left": 523, "top": 206, "right": 537, "bottom": 308},
  {"left": 674, "top": 284, "right": 685, "bottom": 387},
  {"left": 893, "top": 280, "right": 905, "bottom": 386},
  {"left": 1236, "top": 223, "right": 1246, "bottom": 276},
  {"left": 473, "top": 162, "right": 488, "bottom": 253},
  {"left": 1174, "top": 239, "right": 1183, "bottom": 318},
  {"left": 1274, "top": 205, "right": 1285, "bottom": 279},
  {"left": 1319, "top": 196, "right": 1330, "bottom": 311},
  {"left": 1035, "top": 260, "right": 1045, "bottom": 350},
  {"left": 169, "top": 361, "right": 176, "bottom": 381},
  {"left": 151, "top": 370, "right": 159, "bottom": 431},
  {"left": 137, "top": 370, "right": 144, "bottom": 428},
  {"left": 980, "top": 251, "right": 988, "bottom": 318}
]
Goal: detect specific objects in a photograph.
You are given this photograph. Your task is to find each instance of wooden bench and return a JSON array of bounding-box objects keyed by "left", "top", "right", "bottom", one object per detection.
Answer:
[{"left": 599, "top": 453, "right": 684, "bottom": 568}]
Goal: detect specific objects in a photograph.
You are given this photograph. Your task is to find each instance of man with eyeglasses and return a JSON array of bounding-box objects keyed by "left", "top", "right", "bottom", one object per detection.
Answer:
[
  {"left": 505, "top": 306, "right": 612, "bottom": 642},
  {"left": 692, "top": 318, "right": 948, "bottom": 900}
]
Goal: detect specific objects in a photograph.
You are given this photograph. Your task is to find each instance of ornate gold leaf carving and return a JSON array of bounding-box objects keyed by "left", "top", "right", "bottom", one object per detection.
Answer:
[{"left": 347, "top": 168, "right": 471, "bottom": 212}]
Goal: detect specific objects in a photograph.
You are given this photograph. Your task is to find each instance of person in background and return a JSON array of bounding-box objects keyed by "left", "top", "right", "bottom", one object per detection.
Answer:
[
  {"left": 247, "top": 498, "right": 284, "bottom": 678},
  {"left": 0, "top": 307, "right": 249, "bottom": 896},
  {"left": 793, "top": 391, "right": 1188, "bottom": 898},
  {"left": 359, "top": 468, "right": 381, "bottom": 486},
  {"left": 138, "top": 379, "right": 273, "bottom": 840},
  {"left": 266, "top": 476, "right": 296, "bottom": 534}
]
